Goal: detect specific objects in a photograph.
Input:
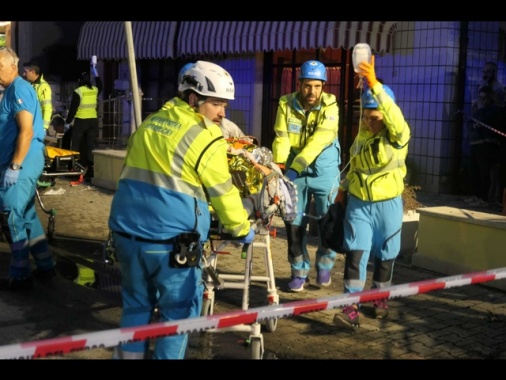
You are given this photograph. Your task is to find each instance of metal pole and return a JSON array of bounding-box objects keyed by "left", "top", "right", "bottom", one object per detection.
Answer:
[{"left": 124, "top": 21, "right": 142, "bottom": 130}]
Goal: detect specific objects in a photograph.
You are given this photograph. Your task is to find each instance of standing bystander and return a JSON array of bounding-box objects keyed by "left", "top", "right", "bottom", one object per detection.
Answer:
[
  {"left": 474, "top": 61, "right": 505, "bottom": 108},
  {"left": 108, "top": 60, "right": 254, "bottom": 359},
  {"left": 0, "top": 46, "right": 56, "bottom": 290},
  {"left": 464, "top": 85, "right": 504, "bottom": 207},
  {"left": 22, "top": 60, "right": 53, "bottom": 133},
  {"left": 332, "top": 54, "right": 411, "bottom": 329},
  {"left": 65, "top": 71, "right": 103, "bottom": 182},
  {"left": 272, "top": 60, "right": 341, "bottom": 292}
]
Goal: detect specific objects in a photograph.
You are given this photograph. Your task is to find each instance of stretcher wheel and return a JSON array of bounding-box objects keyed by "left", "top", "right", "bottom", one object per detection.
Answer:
[
  {"left": 250, "top": 337, "right": 263, "bottom": 360},
  {"left": 263, "top": 297, "right": 278, "bottom": 332},
  {"left": 201, "top": 297, "right": 214, "bottom": 316},
  {"left": 47, "top": 215, "right": 56, "bottom": 241},
  {"left": 264, "top": 317, "right": 277, "bottom": 333}
]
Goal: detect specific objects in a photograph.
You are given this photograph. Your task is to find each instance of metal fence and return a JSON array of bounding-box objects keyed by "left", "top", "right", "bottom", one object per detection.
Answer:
[{"left": 97, "top": 95, "right": 165, "bottom": 149}]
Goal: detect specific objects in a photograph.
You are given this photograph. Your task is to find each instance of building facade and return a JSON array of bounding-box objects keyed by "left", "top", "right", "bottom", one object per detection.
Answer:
[{"left": 9, "top": 21, "right": 506, "bottom": 195}]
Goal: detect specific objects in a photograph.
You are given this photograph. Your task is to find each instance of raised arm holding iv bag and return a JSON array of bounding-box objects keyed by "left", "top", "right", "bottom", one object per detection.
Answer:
[{"left": 352, "top": 43, "right": 371, "bottom": 75}]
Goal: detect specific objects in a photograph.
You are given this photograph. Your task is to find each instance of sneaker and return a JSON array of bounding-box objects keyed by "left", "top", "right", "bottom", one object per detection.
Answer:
[
  {"left": 0, "top": 276, "right": 33, "bottom": 291},
  {"left": 32, "top": 268, "right": 57, "bottom": 280},
  {"left": 316, "top": 269, "right": 331, "bottom": 287},
  {"left": 333, "top": 304, "right": 360, "bottom": 330},
  {"left": 372, "top": 298, "right": 389, "bottom": 319},
  {"left": 288, "top": 277, "right": 309, "bottom": 292}
]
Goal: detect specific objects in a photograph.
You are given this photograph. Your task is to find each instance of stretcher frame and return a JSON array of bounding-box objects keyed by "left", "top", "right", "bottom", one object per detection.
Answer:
[
  {"left": 36, "top": 140, "right": 87, "bottom": 241},
  {"left": 201, "top": 214, "right": 279, "bottom": 360}
]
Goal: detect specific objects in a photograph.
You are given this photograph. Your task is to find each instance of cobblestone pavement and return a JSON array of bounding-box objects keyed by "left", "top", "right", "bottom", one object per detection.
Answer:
[{"left": 0, "top": 177, "right": 504, "bottom": 360}]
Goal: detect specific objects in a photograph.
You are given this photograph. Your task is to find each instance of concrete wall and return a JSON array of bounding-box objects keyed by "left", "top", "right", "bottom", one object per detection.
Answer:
[{"left": 413, "top": 206, "right": 506, "bottom": 291}]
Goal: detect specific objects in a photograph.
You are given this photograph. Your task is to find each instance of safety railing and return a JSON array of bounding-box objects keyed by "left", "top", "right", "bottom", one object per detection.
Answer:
[{"left": 97, "top": 95, "right": 165, "bottom": 150}]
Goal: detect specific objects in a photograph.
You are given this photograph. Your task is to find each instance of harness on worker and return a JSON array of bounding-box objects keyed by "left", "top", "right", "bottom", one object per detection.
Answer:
[{"left": 226, "top": 137, "right": 298, "bottom": 225}]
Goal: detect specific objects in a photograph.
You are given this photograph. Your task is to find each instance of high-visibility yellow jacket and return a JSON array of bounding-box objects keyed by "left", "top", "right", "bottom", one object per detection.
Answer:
[
  {"left": 74, "top": 85, "right": 99, "bottom": 119},
  {"left": 32, "top": 74, "right": 52, "bottom": 130},
  {"left": 109, "top": 97, "right": 250, "bottom": 241},
  {"left": 341, "top": 82, "right": 411, "bottom": 201},
  {"left": 272, "top": 92, "right": 340, "bottom": 176}
]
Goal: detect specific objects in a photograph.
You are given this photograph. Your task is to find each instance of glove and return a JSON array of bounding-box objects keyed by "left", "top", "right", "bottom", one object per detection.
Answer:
[
  {"left": 64, "top": 124, "right": 70, "bottom": 131},
  {"left": 285, "top": 169, "right": 298, "bottom": 182},
  {"left": 91, "top": 66, "right": 98, "bottom": 78},
  {"left": 2, "top": 168, "right": 20, "bottom": 187},
  {"left": 237, "top": 228, "right": 255, "bottom": 244},
  {"left": 358, "top": 55, "right": 378, "bottom": 88},
  {"left": 334, "top": 188, "right": 348, "bottom": 207}
]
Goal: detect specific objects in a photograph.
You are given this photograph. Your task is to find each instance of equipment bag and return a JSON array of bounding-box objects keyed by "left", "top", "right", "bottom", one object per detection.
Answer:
[{"left": 320, "top": 201, "right": 346, "bottom": 253}]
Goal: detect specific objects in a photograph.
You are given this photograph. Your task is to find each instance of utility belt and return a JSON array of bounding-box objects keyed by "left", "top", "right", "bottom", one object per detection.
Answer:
[
  {"left": 169, "top": 232, "right": 202, "bottom": 268},
  {"left": 114, "top": 231, "right": 202, "bottom": 268},
  {"left": 114, "top": 231, "right": 176, "bottom": 244}
]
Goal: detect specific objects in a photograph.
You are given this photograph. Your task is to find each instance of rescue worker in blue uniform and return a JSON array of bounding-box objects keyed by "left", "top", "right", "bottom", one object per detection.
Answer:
[
  {"left": 0, "top": 47, "right": 56, "bottom": 290},
  {"left": 163, "top": 63, "right": 248, "bottom": 140},
  {"left": 109, "top": 60, "right": 255, "bottom": 360},
  {"left": 272, "top": 60, "right": 341, "bottom": 292},
  {"left": 333, "top": 55, "right": 411, "bottom": 330}
]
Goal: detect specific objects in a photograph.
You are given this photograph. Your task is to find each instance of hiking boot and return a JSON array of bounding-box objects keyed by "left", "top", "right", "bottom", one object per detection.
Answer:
[
  {"left": 316, "top": 269, "right": 331, "bottom": 287},
  {"left": 333, "top": 304, "right": 360, "bottom": 330},
  {"left": 0, "top": 276, "right": 33, "bottom": 291},
  {"left": 33, "top": 268, "right": 57, "bottom": 281},
  {"left": 288, "top": 277, "right": 309, "bottom": 292},
  {"left": 373, "top": 298, "right": 389, "bottom": 319}
]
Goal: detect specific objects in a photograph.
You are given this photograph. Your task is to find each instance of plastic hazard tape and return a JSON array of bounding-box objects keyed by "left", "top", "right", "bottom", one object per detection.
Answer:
[
  {"left": 458, "top": 110, "right": 506, "bottom": 138},
  {"left": 1, "top": 266, "right": 505, "bottom": 359}
]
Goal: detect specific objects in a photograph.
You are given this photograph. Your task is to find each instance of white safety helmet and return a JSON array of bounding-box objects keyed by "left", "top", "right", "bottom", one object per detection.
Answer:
[
  {"left": 178, "top": 60, "right": 235, "bottom": 100},
  {"left": 178, "top": 62, "right": 195, "bottom": 86}
]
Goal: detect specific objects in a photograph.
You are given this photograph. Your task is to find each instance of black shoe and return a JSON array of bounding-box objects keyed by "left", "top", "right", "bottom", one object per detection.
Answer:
[
  {"left": 32, "top": 268, "right": 57, "bottom": 280},
  {"left": 0, "top": 276, "right": 33, "bottom": 290}
]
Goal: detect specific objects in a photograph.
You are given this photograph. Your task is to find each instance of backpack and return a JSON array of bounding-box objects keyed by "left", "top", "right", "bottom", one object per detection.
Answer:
[{"left": 320, "top": 201, "right": 346, "bottom": 253}]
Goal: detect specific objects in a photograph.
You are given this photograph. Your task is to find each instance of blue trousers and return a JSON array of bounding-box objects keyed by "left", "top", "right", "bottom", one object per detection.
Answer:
[
  {"left": 0, "top": 146, "right": 53, "bottom": 279},
  {"left": 342, "top": 195, "right": 403, "bottom": 293},
  {"left": 113, "top": 232, "right": 203, "bottom": 359},
  {"left": 286, "top": 174, "right": 339, "bottom": 278}
]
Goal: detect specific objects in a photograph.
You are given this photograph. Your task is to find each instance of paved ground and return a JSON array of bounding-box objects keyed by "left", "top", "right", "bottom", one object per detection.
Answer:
[{"left": 0, "top": 177, "right": 505, "bottom": 360}]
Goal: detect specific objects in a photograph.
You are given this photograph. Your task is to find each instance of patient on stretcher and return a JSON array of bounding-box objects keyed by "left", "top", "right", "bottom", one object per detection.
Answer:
[
  {"left": 45, "top": 114, "right": 71, "bottom": 150},
  {"left": 225, "top": 137, "right": 298, "bottom": 224}
]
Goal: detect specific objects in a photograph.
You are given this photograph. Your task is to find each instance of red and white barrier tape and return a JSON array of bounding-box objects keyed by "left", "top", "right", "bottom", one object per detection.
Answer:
[
  {"left": 458, "top": 110, "right": 506, "bottom": 138},
  {"left": 1, "top": 266, "right": 505, "bottom": 360}
]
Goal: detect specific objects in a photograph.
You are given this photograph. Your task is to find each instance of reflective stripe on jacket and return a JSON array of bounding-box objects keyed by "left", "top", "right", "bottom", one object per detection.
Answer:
[
  {"left": 109, "top": 97, "right": 250, "bottom": 241},
  {"left": 75, "top": 85, "right": 98, "bottom": 119},
  {"left": 272, "top": 91, "right": 339, "bottom": 175},
  {"left": 342, "top": 83, "right": 411, "bottom": 201}
]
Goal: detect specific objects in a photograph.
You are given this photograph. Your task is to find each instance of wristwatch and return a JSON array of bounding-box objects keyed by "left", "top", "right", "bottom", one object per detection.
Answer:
[{"left": 9, "top": 162, "right": 21, "bottom": 171}]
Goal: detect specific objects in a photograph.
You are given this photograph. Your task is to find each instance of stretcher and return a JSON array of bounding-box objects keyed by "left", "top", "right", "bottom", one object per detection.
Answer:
[
  {"left": 36, "top": 142, "right": 87, "bottom": 241},
  {"left": 200, "top": 137, "right": 297, "bottom": 359}
]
